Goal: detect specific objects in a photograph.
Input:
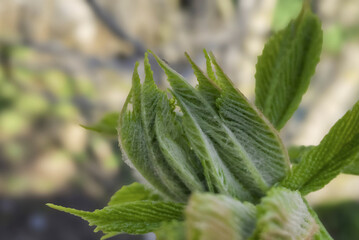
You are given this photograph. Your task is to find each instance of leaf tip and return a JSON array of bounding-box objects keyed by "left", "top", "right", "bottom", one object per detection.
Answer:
[{"left": 46, "top": 203, "right": 65, "bottom": 212}]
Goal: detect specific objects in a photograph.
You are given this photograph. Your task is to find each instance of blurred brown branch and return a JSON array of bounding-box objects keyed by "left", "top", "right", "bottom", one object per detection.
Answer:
[{"left": 85, "top": 0, "right": 146, "bottom": 57}]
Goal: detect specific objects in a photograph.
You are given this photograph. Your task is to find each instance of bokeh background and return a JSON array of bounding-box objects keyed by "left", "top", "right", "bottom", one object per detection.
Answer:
[{"left": 1, "top": 0, "right": 359, "bottom": 239}]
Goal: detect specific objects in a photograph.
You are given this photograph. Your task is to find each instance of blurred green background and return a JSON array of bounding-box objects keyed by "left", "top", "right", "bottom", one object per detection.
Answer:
[{"left": 0, "top": 0, "right": 359, "bottom": 239}]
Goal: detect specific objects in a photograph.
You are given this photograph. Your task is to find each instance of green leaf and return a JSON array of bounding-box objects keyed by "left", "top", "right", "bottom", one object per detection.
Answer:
[
  {"left": 185, "top": 52, "right": 220, "bottom": 110},
  {"left": 151, "top": 51, "right": 253, "bottom": 201},
  {"left": 119, "top": 52, "right": 208, "bottom": 201},
  {"left": 152, "top": 51, "right": 290, "bottom": 200},
  {"left": 282, "top": 101, "right": 359, "bottom": 194},
  {"left": 203, "top": 49, "right": 217, "bottom": 84},
  {"left": 155, "top": 221, "right": 186, "bottom": 240},
  {"left": 251, "top": 187, "right": 320, "bottom": 240},
  {"left": 186, "top": 193, "right": 256, "bottom": 240},
  {"left": 47, "top": 201, "right": 184, "bottom": 236},
  {"left": 288, "top": 145, "right": 314, "bottom": 164},
  {"left": 155, "top": 95, "right": 206, "bottom": 192},
  {"left": 209, "top": 52, "right": 290, "bottom": 193},
  {"left": 81, "top": 112, "right": 119, "bottom": 136},
  {"left": 119, "top": 56, "right": 192, "bottom": 201},
  {"left": 288, "top": 145, "right": 359, "bottom": 175},
  {"left": 108, "top": 182, "right": 162, "bottom": 206},
  {"left": 255, "top": 2, "right": 323, "bottom": 130}
]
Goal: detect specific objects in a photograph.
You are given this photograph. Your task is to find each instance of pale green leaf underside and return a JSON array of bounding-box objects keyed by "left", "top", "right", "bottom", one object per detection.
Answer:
[
  {"left": 255, "top": 3, "right": 323, "bottom": 130},
  {"left": 81, "top": 112, "right": 119, "bottom": 136},
  {"left": 47, "top": 201, "right": 184, "bottom": 235},
  {"left": 282, "top": 100, "right": 359, "bottom": 194},
  {"left": 108, "top": 182, "right": 162, "bottom": 206},
  {"left": 119, "top": 54, "right": 206, "bottom": 201},
  {"left": 152, "top": 51, "right": 289, "bottom": 200},
  {"left": 210, "top": 53, "right": 290, "bottom": 193},
  {"left": 252, "top": 187, "right": 319, "bottom": 240},
  {"left": 119, "top": 63, "right": 179, "bottom": 200},
  {"left": 186, "top": 193, "right": 256, "bottom": 240},
  {"left": 152, "top": 52, "right": 252, "bottom": 200},
  {"left": 155, "top": 92, "right": 205, "bottom": 192}
]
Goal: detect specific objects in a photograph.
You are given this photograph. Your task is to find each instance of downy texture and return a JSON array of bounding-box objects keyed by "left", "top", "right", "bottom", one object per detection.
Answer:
[
  {"left": 186, "top": 193, "right": 256, "bottom": 240},
  {"left": 251, "top": 187, "right": 332, "bottom": 240}
]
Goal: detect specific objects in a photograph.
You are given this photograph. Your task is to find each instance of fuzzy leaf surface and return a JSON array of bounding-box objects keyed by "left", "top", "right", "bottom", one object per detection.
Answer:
[
  {"left": 47, "top": 201, "right": 184, "bottom": 237},
  {"left": 186, "top": 193, "right": 256, "bottom": 240},
  {"left": 119, "top": 61, "right": 187, "bottom": 201},
  {"left": 210, "top": 53, "right": 290, "bottom": 193},
  {"left": 282, "top": 101, "right": 359, "bottom": 194},
  {"left": 251, "top": 187, "right": 319, "bottom": 240},
  {"left": 81, "top": 112, "right": 119, "bottom": 136},
  {"left": 152, "top": 51, "right": 289, "bottom": 200},
  {"left": 255, "top": 2, "right": 323, "bottom": 129},
  {"left": 155, "top": 95, "right": 205, "bottom": 192},
  {"left": 151, "top": 51, "right": 253, "bottom": 200}
]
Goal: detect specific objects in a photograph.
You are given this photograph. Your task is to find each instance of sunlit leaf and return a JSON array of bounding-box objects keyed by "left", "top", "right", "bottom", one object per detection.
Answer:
[
  {"left": 155, "top": 95, "right": 205, "bottom": 192},
  {"left": 151, "top": 51, "right": 253, "bottom": 201},
  {"left": 282, "top": 100, "right": 359, "bottom": 195},
  {"left": 210, "top": 52, "right": 290, "bottom": 194},
  {"left": 47, "top": 201, "right": 184, "bottom": 237},
  {"left": 255, "top": 1, "right": 323, "bottom": 129},
  {"left": 119, "top": 62, "right": 184, "bottom": 201}
]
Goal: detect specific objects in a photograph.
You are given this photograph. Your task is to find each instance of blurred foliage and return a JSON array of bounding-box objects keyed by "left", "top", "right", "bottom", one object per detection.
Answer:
[
  {"left": 272, "top": 0, "right": 302, "bottom": 31},
  {"left": 273, "top": 0, "right": 359, "bottom": 54},
  {"left": 315, "top": 201, "right": 359, "bottom": 240},
  {"left": 81, "top": 112, "right": 119, "bottom": 137},
  {"left": 0, "top": 43, "right": 122, "bottom": 197}
]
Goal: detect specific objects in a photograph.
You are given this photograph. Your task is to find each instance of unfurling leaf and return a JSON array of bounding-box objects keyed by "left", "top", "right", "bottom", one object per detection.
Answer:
[
  {"left": 119, "top": 54, "right": 206, "bottom": 201},
  {"left": 81, "top": 112, "right": 119, "bottom": 136},
  {"left": 186, "top": 193, "right": 256, "bottom": 240},
  {"left": 252, "top": 187, "right": 320, "bottom": 240},
  {"left": 47, "top": 201, "right": 184, "bottom": 237},
  {"left": 152, "top": 51, "right": 289, "bottom": 201},
  {"left": 282, "top": 100, "right": 359, "bottom": 195},
  {"left": 255, "top": 1, "right": 322, "bottom": 130}
]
